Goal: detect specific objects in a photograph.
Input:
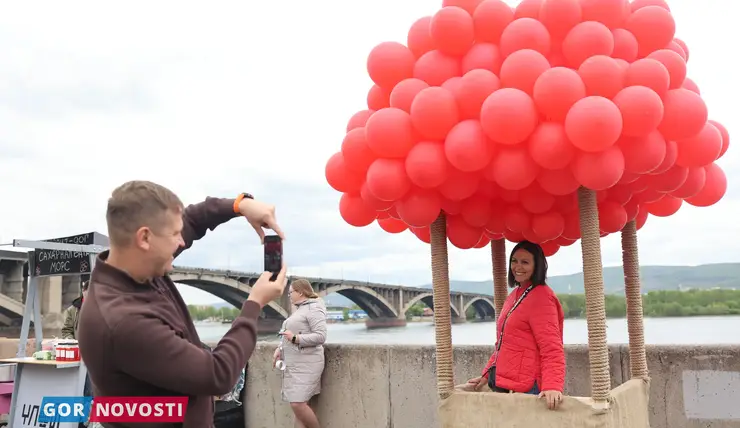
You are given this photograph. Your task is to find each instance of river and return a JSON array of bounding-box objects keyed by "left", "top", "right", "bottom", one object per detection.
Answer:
[{"left": 195, "top": 315, "right": 740, "bottom": 345}]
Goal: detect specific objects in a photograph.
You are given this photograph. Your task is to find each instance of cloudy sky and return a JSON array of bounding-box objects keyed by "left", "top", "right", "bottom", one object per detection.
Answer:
[{"left": 0, "top": 0, "right": 737, "bottom": 305}]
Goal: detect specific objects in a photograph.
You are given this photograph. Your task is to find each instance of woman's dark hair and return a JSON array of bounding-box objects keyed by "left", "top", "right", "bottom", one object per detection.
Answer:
[{"left": 507, "top": 240, "right": 548, "bottom": 288}]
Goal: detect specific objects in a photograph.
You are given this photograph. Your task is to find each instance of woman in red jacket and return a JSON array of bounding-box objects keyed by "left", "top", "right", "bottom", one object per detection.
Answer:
[{"left": 465, "top": 240, "right": 566, "bottom": 410}]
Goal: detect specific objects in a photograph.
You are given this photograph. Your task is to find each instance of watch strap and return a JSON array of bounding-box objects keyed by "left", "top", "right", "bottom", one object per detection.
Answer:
[{"left": 233, "top": 193, "right": 254, "bottom": 214}]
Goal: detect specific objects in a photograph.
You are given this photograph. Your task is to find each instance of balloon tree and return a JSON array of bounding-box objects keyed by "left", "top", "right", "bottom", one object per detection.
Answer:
[{"left": 325, "top": 0, "right": 729, "bottom": 425}]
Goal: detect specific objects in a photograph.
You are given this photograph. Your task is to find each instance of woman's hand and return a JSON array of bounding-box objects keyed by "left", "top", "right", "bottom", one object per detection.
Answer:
[
  {"left": 461, "top": 376, "right": 487, "bottom": 392},
  {"left": 272, "top": 348, "right": 280, "bottom": 366},
  {"left": 282, "top": 330, "right": 295, "bottom": 343},
  {"left": 538, "top": 390, "right": 563, "bottom": 410}
]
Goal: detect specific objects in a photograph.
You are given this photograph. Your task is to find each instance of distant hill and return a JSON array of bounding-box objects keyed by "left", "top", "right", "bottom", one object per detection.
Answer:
[{"left": 419, "top": 263, "right": 740, "bottom": 296}]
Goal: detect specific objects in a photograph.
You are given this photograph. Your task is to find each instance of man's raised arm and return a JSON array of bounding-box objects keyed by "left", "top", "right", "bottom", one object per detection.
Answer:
[{"left": 175, "top": 196, "right": 243, "bottom": 258}]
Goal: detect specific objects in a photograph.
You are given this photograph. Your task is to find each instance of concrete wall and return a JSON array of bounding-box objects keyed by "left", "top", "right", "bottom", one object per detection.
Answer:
[{"left": 243, "top": 343, "right": 740, "bottom": 428}]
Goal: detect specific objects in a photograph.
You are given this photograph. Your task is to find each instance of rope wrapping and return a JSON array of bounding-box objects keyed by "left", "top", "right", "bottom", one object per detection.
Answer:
[
  {"left": 491, "top": 239, "right": 508, "bottom": 320},
  {"left": 577, "top": 187, "right": 612, "bottom": 402},
  {"left": 621, "top": 220, "right": 649, "bottom": 379},
  {"left": 430, "top": 214, "right": 454, "bottom": 399}
]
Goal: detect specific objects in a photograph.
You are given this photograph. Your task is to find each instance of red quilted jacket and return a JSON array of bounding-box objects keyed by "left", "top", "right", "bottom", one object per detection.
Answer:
[{"left": 482, "top": 282, "right": 565, "bottom": 393}]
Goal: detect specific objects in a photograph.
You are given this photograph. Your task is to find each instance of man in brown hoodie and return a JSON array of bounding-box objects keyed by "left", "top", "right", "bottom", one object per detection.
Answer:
[{"left": 78, "top": 180, "right": 287, "bottom": 428}]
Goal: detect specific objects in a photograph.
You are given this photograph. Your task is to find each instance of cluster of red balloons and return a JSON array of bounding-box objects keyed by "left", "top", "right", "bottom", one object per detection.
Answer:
[{"left": 326, "top": 0, "right": 729, "bottom": 256}]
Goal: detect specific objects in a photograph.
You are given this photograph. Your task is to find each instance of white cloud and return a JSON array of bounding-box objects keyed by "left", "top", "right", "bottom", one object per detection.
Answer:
[{"left": 0, "top": 0, "right": 737, "bottom": 306}]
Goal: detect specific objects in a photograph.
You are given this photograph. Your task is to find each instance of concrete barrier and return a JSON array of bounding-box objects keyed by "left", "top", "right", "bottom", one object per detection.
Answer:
[{"left": 243, "top": 343, "right": 740, "bottom": 428}]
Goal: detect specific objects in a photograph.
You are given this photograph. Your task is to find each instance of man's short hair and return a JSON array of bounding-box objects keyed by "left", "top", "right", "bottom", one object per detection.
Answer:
[{"left": 106, "top": 181, "right": 184, "bottom": 246}]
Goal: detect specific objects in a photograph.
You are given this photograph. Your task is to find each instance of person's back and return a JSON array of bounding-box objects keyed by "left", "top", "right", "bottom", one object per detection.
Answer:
[{"left": 78, "top": 181, "right": 287, "bottom": 428}]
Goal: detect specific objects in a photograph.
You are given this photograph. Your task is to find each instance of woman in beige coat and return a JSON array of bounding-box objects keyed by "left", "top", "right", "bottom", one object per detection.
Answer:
[{"left": 273, "top": 279, "right": 327, "bottom": 428}]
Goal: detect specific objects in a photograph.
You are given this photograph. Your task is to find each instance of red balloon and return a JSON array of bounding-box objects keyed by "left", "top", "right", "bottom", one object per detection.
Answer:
[
  {"left": 367, "top": 85, "right": 390, "bottom": 110},
  {"left": 579, "top": 0, "right": 629, "bottom": 29},
  {"left": 646, "top": 49, "right": 687, "bottom": 90},
  {"left": 339, "top": 193, "right": 376, "bottom": 227},
  {"left": 533, "top": 67, "right": 586, "bottom": 122},
  {"left": 445, "top": 120, "right": 495, "bottom": 172},
  {"left": 650, "top": 139, "right": 677, "bottom": 175},
  {"left": 396, "top": 188, "right": 442, "bottom": 227},
  {"left": 520, "top": 183, "right": 555, "bottom": 214},
  {"left": 406, "top": 141, "right": 449, "bottom": 188},
  {"left": 537, "top": 167, "right": 580, "bottom": 195},
  {"left": 407, "top": 17, "right": 435, "bottom": 59},
  {"left": 612, "top": 86, "right": 664, "bottom": 137},
  {"left": 461, "top": 43, "right": 503, "bottom": 75},
  {"left": 624, "top": 58, "right": 670, "bottom": 96},
  {"left": 618, "top": 131, "right": 667, "bottom": 174},
  {"left": 674, "top": 122, "right": 722, "bottom": 168},
  {"left": 413, "top": 50, "right": 461, "bottom": 86},
  {"left": 648, "top": 164, "right": 688, "bottom": 193},
  {"left": 485, "top": 207, "right": 507, "bottom": 233},
  {"left": 473, "top": 0, "right": 514, "bottom": 44},
  {"left": 499, "top": 18, "right": 551, "bottom": 57},
  {"left": 347, "top": 110, "right": 374, "bottom": 132},
  {"left": 460, "top": 193, "right": 492, "bottom": 227},
  {"left": 410, "top": 225, "right": 432, "bottom": 243},
  {"left": 515, "top": 0, "right": 543, "bottom": 19},
  {"left": 443, "top": 0, "right": 485, "bottom": 15},
  {"left": 439, "top": 168, "right": 481, "bottom": 201},
  {"left": 539, "top": 0, "right": 582, "bottom": 40},
  {"left": 562, "top": 21, "right": 615, "bottom": 68},
  {"left": 673, "top": 38, "right": 689, "bottom": 62},
  {"left": 454, "top": 69, "right": 501, "bottom": 120},
  {"left": 598, "top": 201, "right": 628, "bottom": 233},
  {"left": 670, "top": 167, "right": 705, "bottom": 199},
  {"left": 577, "top": 55, "right": 625, "bottom": 99},
  {"left": 341, "top": 128, "right": 376, "bottom": 174},
  {"left": 367, "top": 42, "right": 415, "bottom": 90},
  {"left": 571, "top": 145, "right": 625, "bottom": 190},
  {"left": 378, "top": 217, "right": 408, "bottom": 233},
  {"left": 430, "top": 6, "right": 476, "bottom": 56},
  {"left": 710, "top": 120, "right": 730, "bottom": 159},
  {"left": 500, "top": 49, "right": 551, "bottom": 94},
  {"left": 540, "top": 240, "right": 560, "bottom": 257},
  {"left": 447, "top": 215, "right": 484, "bottom": 249},
  {"left": 528, "top": 122, "right": 575, "bottom": 170},
  {"left": 631, "top": 0, "right": 670, "bottom": 12},
  {"left": 442, "top": 76, "right": 463, "bottom": 93},
  {"left": 532, "top": 211, "right": 565, "bottom": 241},
  {"left": 565, "top": 96, "right": 623, "bottom": 152},
  {"left": 665, "top": 40, "right": 687, "bottom": 61},
  {"left": 360, "top": 184, "right": 394, "bottom": 211},
  {"left": 389, "top": 78, "right": 429, "bottom": 113},
  {"left": 646, "top": 196, "right": 682, "bottom": 217},
  {"left": 611, "top": 28, "right": 638, "bottom": 62},
  {"left": 504, "top": 205, "right": 531, "bottom": 232},
  {"left": 625, "top": 6, "right": 676, "bottom": 57},
  {"left": 487, "top": 146, "right": 540, "bottom": 190},
  {"left": 366, "top": 158, "right": 412, "bottom": 201},
  {"left": 410, "top": 87, "right": 460, "bottom": 140},
  {"left": 326, "top": 152, "right": 364, "bottom": 194},
  {"left": 658, "top": 89, "right": 708, "bottom": 141},
  {"left": 685, "top": 163, "right": 727, "bottom": 208},
  {"left": 365, "top": 108, "right": 415, "bottom": 158},
  {"left": 480, "top": 88, "right": 539, "bottom": 145}
]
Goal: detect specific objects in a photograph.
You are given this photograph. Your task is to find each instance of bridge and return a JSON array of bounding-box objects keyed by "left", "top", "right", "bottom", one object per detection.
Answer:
[
  {"left": 0, "top": 251, "right": 496, "bottom": 335},
  {"left": 169, "top": 266, "right": 496, "bottom": 334}
]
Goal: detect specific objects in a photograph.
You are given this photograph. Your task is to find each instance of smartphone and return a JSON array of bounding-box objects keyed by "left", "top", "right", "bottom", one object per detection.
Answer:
[{"left": 264, "top": 235, "right": 283, "bottom": 281}]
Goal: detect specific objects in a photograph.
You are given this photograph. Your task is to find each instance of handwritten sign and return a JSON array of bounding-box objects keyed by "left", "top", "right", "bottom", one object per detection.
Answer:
[
  {"left": 20, "top": 403, "right": 59, "bottom": 427},
  {"left": 32, "top": 232, "right": 109, "bottom": 277}
]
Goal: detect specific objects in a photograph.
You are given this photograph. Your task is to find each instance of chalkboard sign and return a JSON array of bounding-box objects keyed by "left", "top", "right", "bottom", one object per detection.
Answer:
[{"left": 33, "top": 232, "right": 109, "bottom": 278}]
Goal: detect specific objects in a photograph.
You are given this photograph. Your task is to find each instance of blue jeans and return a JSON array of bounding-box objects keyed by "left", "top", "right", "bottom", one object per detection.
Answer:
[{"left": 525, "top": 382, "right": 540, "bottom": 395}]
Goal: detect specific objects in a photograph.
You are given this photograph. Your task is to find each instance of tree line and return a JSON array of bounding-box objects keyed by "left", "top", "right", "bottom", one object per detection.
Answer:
[{"left": 188, "top": 289, "right": 740, "bottom": 322}]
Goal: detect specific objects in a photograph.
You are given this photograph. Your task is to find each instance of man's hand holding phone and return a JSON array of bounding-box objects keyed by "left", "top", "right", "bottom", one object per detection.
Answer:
[{"left": 248, "top": 263, "right": 288, "bottom": 308}]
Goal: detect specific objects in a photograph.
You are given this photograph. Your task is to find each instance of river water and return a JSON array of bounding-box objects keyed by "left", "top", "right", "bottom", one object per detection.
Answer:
[{"left": 195, "top": 315, "right": 740, "bottom": 345}]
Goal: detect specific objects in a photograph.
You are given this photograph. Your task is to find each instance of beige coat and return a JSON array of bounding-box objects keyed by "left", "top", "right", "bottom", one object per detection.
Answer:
[{"left": 279, "top": 298, "right": 327, "bottom": 402}]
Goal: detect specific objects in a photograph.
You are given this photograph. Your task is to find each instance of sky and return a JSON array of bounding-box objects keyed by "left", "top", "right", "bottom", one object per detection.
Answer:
[{"left": 0, "top": 0, "right": 737, "bottom": 305}]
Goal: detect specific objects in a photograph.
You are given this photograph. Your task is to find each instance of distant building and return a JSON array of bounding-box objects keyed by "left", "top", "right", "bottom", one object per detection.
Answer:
[
  {"left": 326, "top": 310, "right": 344, "bottom": 321},
  {"left": 348, "top": 309, "right": 368, "bottom": 319}
]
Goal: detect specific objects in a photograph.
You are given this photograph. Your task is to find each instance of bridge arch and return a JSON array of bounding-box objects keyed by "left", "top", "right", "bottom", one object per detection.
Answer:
[
  {"left": 319, "top": 284, "right": 399, "bottom": 319},
  {"left": 170, "top": 273, "right": 289, "bottom": 319},
  {"left": 402, "top": 293, "right": 461, "bottom": 319},
  {"left": 463, "top": 297, "right": 496, "bottom": 319}
]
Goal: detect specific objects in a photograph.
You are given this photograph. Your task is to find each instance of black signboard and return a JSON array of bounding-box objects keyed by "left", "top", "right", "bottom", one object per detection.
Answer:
[{"left": 32, "top": 232, "right": 109, "bottom": 278}]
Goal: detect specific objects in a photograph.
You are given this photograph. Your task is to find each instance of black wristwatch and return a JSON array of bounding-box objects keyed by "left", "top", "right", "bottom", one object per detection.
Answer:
[
  {"left": 233, "top": 193, "right": 254, "bottom": 214},
  {"left": 291, "top": 335, "right": 297, "bottom": 344}
]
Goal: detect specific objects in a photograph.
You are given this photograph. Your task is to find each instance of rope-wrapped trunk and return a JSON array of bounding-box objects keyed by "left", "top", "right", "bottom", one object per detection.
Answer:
[
  {"left": 430, "top": 214, "right": 454, "bottom": 399},
  {"left": 491, "top": 238, "right": 508, "bottom": 318},
  {"left": 577, "top": 187, "right": 612, "bottom": 402},
  {"left": 622, "top": 220, "right": 648, "bottom": 379}
]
